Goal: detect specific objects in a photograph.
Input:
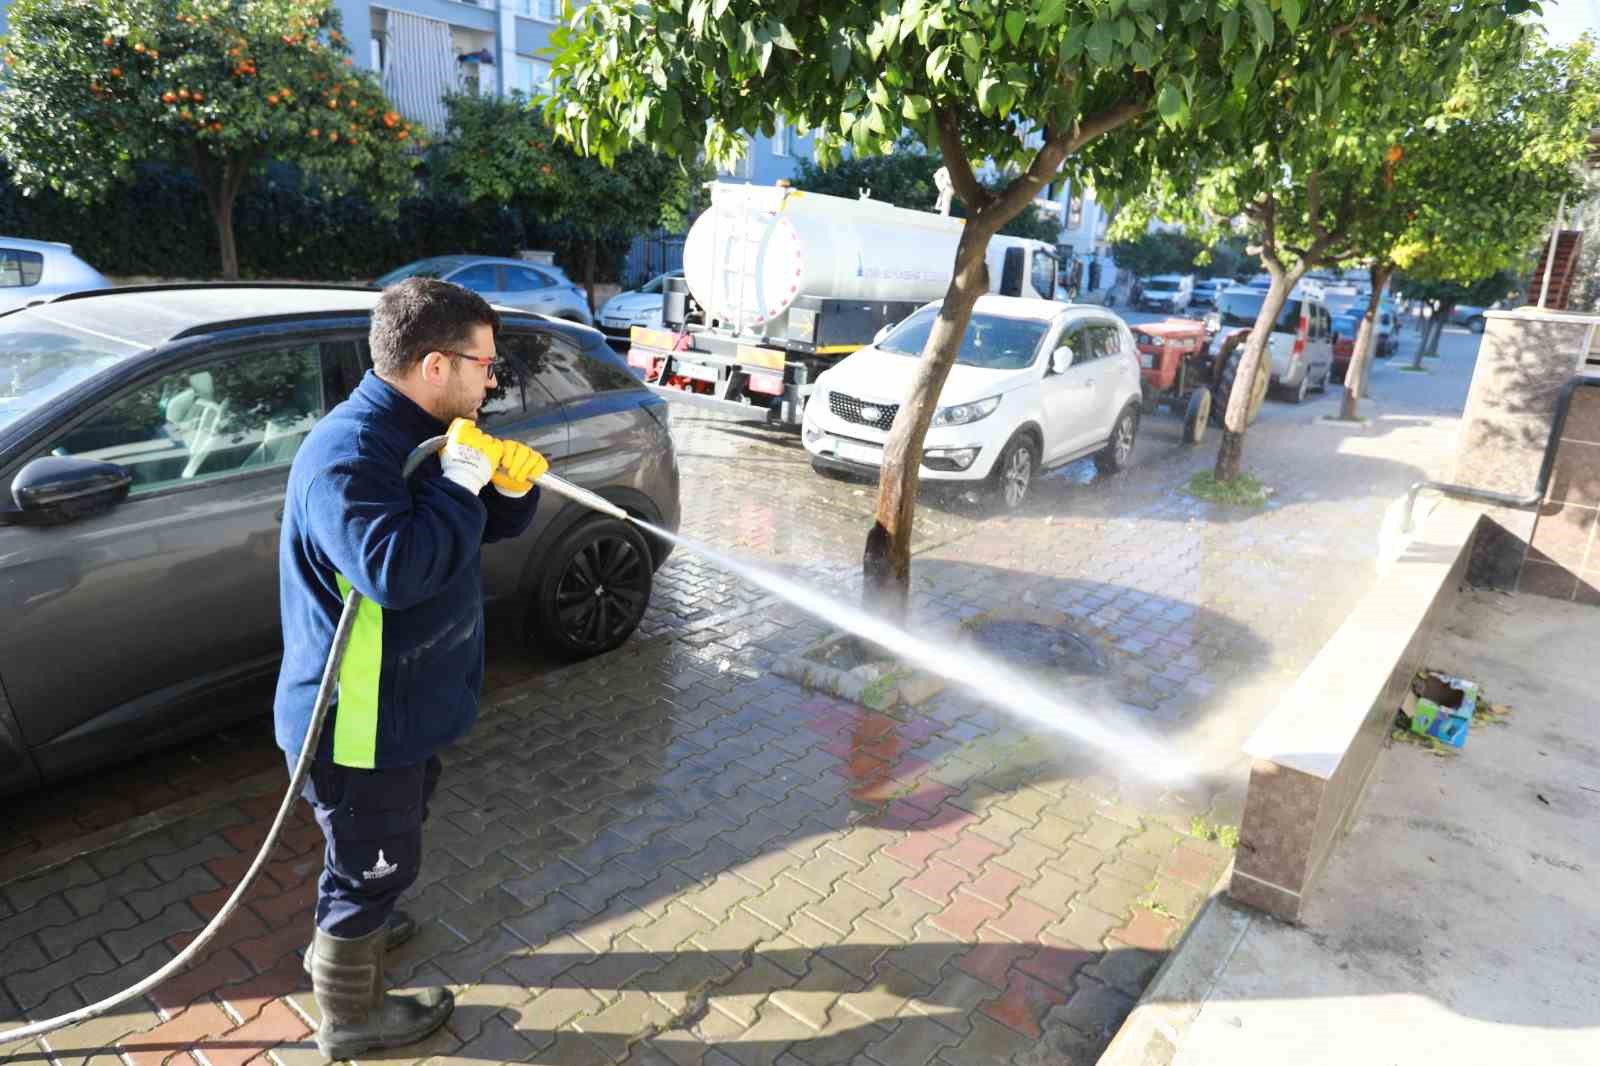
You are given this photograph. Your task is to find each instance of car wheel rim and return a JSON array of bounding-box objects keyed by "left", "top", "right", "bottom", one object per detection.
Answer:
[
  {"left": 1004, "top": 448, "right": 1032, "bottom": 507},
  {"left": 554, "top": 535, "right": 648, "bottom": 650},
  {"left": 1114, "top": 416, "right": 1134, "bottom": 464}
]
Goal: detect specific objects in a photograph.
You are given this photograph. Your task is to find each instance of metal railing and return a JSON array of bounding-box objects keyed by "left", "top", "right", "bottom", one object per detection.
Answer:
[{"left": 1402, "top": 374, "right": 1600, "bottom": 532}]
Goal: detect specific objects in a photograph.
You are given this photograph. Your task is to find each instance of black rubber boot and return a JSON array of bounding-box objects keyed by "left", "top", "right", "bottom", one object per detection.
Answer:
[
  {"left": 310, "top": 925, "right": 452, "bottom": 1061},
  {"left": 303, "top": 909, "right": 416, "bottom": 975}
]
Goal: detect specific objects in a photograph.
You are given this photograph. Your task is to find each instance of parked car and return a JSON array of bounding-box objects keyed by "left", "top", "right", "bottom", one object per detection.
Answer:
[
  {"left": 0, "top": 284, "right": 679, "bottom": 794},
  {"left": 1138, "top": 273, "right": 1194, "bottom": 313},
  {"left": 1330, "top": 303, "right": 1398, "bottom": 381},
  {"left": 1448, "top": 305, "right": 1489, "bottom": 333},
  {"left": 0, "top": 238, "right": 111, "bottom": 314},
  {"left": 597, "top": 269, "right": 682, "bottom": 347},
  {"left": 802, "top": 295, "right": 1143, "bottom": 510},
  {"left": 376, "top": 256, "right": 594, "bottom": 325},
  {"left": 1189, "top": 278, "right": 1228, "bottom": 309},
  {"left": 1208, "top": 284, "right": 1335, "bottom": 407}
]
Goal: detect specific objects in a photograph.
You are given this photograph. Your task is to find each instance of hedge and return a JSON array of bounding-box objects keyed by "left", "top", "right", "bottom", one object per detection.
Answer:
[{"left": 0, "top": 163, "right": 631, "bottom": 284}]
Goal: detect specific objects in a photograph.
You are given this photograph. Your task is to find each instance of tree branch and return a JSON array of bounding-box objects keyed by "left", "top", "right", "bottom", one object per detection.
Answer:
[
  {"left": 935, "top": 108, "right": 990, "bottom": 212},
  {"left": 982, "top": 97, "right": 1148, "bottom": 230}
]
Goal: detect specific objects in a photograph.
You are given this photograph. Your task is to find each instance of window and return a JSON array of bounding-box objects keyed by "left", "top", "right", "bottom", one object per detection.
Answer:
[
  {"left": 513, "top": 56, "right": 552, "bottom": 96},
  {"left": 1031, "top": 253, "right": 1057, "bottom": 301},
  {"left": 570, "top": 347, "right": 644, "bottom": 394},
  {"left": 370, "top": 35, "right": 383, "bottom": 72},
  {"left": 49, "top": 345, "right": 325, "bottom": 493},
  {"left": 1067, "top": 197, "right": 1084, "bottom": 230},
  {"left": 500, "top": 331, "right": 592, "bottom": 402},
  {"left": 1055, "top": 327, "right": 1092, "bottom": 371},
  {"left": 524, "top": 0, "right": 560, "bottom": 22},
  {"left": 447, "top": 264, "right": 499, "bottom": 292},
  {"left": 501, "top": 266, "right": 553, "bottom": 293},
  {"left": 879, "top": 308, "right": 1049, "bottom": 371},
  {"left": 772, "top": 116, "right": 801, "bottom": 158},
  {"left": 719, "top": 136, "right": 755, "bottom": 180},
  {"left": 1093, "top": 324, "right": 1124, "bottom": 360},
  {"left": 0, "top": 249, "right": 45, "bottom": 288},
  {"left": 479, "top": 349, "right": 526, "bottom": 428}
]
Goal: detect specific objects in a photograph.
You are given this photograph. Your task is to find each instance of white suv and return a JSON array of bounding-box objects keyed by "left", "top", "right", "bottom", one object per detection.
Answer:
[{"left": 802, "top": 295, "right": 1144, "bottom": 509}]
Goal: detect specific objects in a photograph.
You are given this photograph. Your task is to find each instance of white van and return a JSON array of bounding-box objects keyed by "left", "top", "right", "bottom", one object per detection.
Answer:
[{"left": 1139, "top": 274, "right": 1194, "bottom": 313}]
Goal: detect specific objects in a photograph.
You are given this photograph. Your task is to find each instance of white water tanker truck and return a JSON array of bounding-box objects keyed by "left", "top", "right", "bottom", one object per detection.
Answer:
[{"left": 626, "top": 180, "right": 1061, "bottom": 426}]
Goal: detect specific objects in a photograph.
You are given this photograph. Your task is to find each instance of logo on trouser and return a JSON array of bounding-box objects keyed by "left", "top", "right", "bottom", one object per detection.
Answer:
[{"left": 363, "top": 850, "right": 399, "bottom": 880}]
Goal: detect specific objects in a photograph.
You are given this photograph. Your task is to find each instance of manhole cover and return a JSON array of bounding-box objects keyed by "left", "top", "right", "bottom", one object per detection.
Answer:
[{"left": 967, "top": 620, "right": 1108, "bottom": 675}]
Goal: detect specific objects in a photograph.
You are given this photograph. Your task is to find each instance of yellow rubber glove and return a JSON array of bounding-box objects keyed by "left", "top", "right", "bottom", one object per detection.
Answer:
[
  {"left": 441, "top": 418, "right": 502, "bottom": 494},
  {"left": 491, "top": 438, "right": 550, "bottom": 498}
]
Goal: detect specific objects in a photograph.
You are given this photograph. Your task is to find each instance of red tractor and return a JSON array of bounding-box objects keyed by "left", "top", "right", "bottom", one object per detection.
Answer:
[{"left": 1130, "top": 319, "right": 1213, "bottom": 445}]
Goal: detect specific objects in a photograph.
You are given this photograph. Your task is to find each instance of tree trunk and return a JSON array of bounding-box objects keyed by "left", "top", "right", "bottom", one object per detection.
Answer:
[
  {"left": 582, "top": 237, "right": 598, "bottom": 314},
  {"left": 1425, "top": 301, "right": 1454, "bottom": 358},
  {"left": 864, "top": 222, "right": 995, "bottom": 618},
  {"left": 1339, "top": 262, "right": 1392, "bottom": 420},
  {"left": 191, "top": 146, "right": 248, "bottom": 279},
  {"left": 1215, "top": 261, "right": 1301, "bottom": 481}
]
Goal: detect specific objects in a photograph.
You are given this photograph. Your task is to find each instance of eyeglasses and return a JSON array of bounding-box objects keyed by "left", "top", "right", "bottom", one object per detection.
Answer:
[{"left": 437, "top": 349, "right": 498, "bottom": 369}]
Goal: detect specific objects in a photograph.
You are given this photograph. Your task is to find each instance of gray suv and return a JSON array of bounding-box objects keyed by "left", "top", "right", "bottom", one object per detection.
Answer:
[{"left": 0, "top": 285, "right": 679, "bottom": 794}]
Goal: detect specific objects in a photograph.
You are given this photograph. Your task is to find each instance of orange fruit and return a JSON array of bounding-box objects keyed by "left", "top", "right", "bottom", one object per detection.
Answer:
[
  {"left": 110, "top": 66, "right": 122, "bottom": 77},
  {"left": 162, "top": 91, "right": 176, "bottom": 103}
]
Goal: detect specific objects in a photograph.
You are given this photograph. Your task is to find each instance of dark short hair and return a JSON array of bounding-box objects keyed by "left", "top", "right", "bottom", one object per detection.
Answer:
[{"left": 369, "top": 277, "right": 500, "bottom": 377}]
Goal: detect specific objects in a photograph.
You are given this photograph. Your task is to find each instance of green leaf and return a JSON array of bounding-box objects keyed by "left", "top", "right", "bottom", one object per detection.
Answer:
[
  {"left": 978, "top": 75, "right": 1002, "bottom": 115},
  {"left": 1157, "top": 81, "right": 1185, "bottom": 127},
  {"left": 759, "top": 38, "right": 774, "bottom": 72},
  {"left": 960, "top": 31, "right": 982, "bottom": 60},
  {"left": 1086, "top": 20, "right": 1114, "bottom": 65},
  {"left": 1232, "top": 53, "right": 1256, "bottom": 91},
  {"left": 1131, "top": 40, "right": 1153, "bottom": 69},
  {"left": 1037, "top": 0, "right": 1068, "bottom": 28},
  {"left": 772, "top": 22, "right": 799, "bottom": 51},
  {"left": 1246, "top": 0, "right": 1274, "bottom": 53},
  {"left": 902, "top": 93, "right": 930, "bottom": 119},
  {"left": 1281, "top": 0, "right": 1302, "bottom": 32},
  {"left": 711, "top": 0, "right": 729, "bottom": 17},
  {"left": 1006, "top": 10, "right": 1025, "bottom": 46},
  {"left": 926, "top": 44, "right": 951, "bottom": 81},
  {"left": 1116, "top": 17, "right": 1135, "bottom": 47},
  {"left": 1222, "top": 9, "right": 1239, "bottom": 52},
  {"left": 831, "top": 40, "right": 850, "bottom": 80},
  {"left": 963, "top": 55, "right": 982, "bottom": 89},
  {"left": 687, "top": 0, "right": 708, "bottom": 32}
]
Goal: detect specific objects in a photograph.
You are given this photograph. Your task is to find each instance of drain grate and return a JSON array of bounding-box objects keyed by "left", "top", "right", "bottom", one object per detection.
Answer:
[{"left": 967, "top": 620, "right": 1109, "bottom": 676}]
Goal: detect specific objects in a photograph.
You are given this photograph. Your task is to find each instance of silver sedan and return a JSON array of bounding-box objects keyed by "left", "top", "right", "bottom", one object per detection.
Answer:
[
  {"left": 0, "top": 237, "right": 111, "bottom": 314},
  {"left": 376, "top": 255, "right": 594, "bottom": 325}
]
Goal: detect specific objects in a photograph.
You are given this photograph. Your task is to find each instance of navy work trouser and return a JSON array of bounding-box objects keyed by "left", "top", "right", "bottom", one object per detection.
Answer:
[{"left": 291, "top": 754, "right": 442, "bottom": 939}]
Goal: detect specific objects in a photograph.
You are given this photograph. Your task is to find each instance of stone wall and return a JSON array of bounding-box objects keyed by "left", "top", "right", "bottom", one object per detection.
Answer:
[{"left": 1450, "top": 309, "right": 1600, "bottom": 596}]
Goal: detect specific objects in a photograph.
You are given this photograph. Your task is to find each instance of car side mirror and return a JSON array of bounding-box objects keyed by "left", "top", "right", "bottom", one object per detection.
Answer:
[
  {"left": 1050, "top": 346, "right": 1074, "bottom": 374},
  {"left": 8, "top": 456, "right": 132, "bottom": 525}
]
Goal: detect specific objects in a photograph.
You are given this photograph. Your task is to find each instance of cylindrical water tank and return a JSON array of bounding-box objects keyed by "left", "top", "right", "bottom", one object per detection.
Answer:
[{"left": 683, "top": 182, "right": 968, "bottom": 331}]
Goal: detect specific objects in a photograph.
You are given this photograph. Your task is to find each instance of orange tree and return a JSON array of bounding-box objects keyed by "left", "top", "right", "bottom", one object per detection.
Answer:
[{"left": 0, "top": 0, "right": 418, "bottom": 278}]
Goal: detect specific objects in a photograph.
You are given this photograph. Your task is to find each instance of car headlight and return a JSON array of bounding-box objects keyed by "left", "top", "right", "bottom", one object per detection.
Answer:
[
  {"left": 1149, "top": 336, "right": 1165, "bottom": 347},
  {"left": 931, "top": 395, "right": 1001, "bottom": 427}
]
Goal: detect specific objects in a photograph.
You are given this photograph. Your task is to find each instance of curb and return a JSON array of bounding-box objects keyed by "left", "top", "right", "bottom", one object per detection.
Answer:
[{"left": 1098, "top": 863, "right": 1256, "bottom": 1066}]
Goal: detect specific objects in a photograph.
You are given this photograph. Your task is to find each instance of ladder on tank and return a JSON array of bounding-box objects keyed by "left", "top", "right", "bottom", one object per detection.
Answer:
[{"left": 707, "top": 182, "right": 784, "bottom": 338}]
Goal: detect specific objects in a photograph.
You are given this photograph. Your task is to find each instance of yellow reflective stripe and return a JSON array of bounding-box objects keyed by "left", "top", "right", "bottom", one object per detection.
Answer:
[{"left": 332, "top": 574, "right": 382, "bottom": 769}]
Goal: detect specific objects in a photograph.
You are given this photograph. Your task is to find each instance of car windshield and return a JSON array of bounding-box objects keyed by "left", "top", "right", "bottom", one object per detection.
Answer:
[
  {"left": 0, "top": 313, "right": 144, "bottom": 432},
  {"left": 1215, "top": 290, "right": 1303, "bottom": 333},
  {"left": 1145, "top": 280, "right": 1180, "bottom": 293},
  {"left": 375, "top": 258, "right": 461, "bottom": 285},
  {"left": 879, "top": 308, "right": 1050, "bottom": 370}
]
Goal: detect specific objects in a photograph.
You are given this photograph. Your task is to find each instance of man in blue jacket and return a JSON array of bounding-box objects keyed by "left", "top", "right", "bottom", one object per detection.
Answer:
[{"left": 274, "top": 278, "right": 545, "bottom": 1059}]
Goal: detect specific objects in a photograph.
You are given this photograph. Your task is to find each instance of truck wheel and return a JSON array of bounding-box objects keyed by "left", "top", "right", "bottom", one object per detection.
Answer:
[
  {"left": 1095, "top": 407, "right": 1138, "bottom": 474},
  {"left": 530, "top": 517, "right": 653, "bottom": 660},
  {"left": 989, "top": 434, "right": 1038, "bottom": 511},
  {"left": 1183, "top": 389, "right": 1211, "bottom": 445}
]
